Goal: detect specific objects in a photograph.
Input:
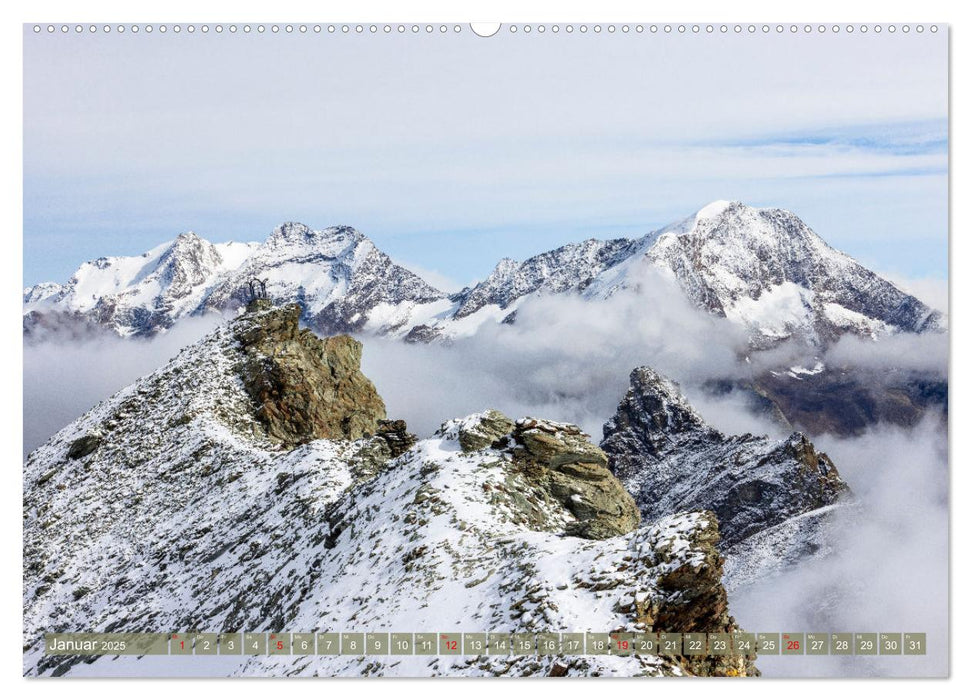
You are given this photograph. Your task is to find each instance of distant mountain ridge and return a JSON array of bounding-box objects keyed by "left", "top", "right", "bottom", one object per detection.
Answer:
[{"left": 24, "top": 202, "right": 944, "bottom": 348}]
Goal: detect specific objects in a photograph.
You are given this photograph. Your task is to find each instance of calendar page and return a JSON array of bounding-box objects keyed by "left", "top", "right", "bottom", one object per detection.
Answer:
[{"left": 22, "top": 19, "right": 948, "bottom": 679}]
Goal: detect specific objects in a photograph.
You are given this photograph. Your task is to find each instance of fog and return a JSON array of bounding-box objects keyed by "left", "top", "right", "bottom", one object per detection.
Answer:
[
  {"left": 824, "top": 330, "right": 949, "bottom": 375},
  {"left": 22, "top": 316, "right": 224, "bottom": 455},
  {"left": 730, "top": 415, "right": 949, "bottom": 677},
  {"left": 362, "top": 277, "right": 750, "bottom": 440}
]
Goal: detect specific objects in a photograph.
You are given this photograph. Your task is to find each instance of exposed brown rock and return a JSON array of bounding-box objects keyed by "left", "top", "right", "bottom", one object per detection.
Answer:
[
  {"left": 635, "top": 512, "right": 759, "bottom": 677},
  {"left": 486, "top": 414, "right": 641, "bottom": 540},
  {"left": 457, "top": 410, "right": 514, "bottom": 452},
  {"left": 233, "top": 303, "right": 387, "bottom": 447}
]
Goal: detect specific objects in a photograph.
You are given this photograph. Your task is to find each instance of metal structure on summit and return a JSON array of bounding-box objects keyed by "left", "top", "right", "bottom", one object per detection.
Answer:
[
  {"left": 244, "top": 278, "right": 272, "bottom": 312},
  {"left": 246, "top": 278, "right": 269, "bottom": 302}
]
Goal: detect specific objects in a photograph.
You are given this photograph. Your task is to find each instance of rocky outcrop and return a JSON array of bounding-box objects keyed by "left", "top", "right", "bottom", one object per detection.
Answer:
[
  {"left": 66, "top": 431, "right": 102, "bottom": 460},
  {"left": 233, "top": 303, "right": 387, "bottom": 446},
  {"left": 448, "top": 412, "right": 640, "bottom": 540},
  {"left": 602, "top": 367, "right": 847, "bottom": 548},
  {"left": 456, "top": 409, "right": 514, "bottom": 452},
  {"left": 603, "top": 511, "right": 758, "bottom": 677},
  {"left": 345, "top": 420, "right": 419, "bottom": 483},
  {"left": 375, "top": 419, "right": 417, "bottom": 458}
]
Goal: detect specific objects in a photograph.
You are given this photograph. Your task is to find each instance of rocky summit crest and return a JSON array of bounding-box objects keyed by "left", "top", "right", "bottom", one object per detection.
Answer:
[
  {"left": 602, "top": 367, "right": 848, "bottom": 550},
  {"left": 24, "top": 303, "right": 762, "bottom": 677},
  {"left": 233, "top": 302, "right": 387, "bottom": 446}
]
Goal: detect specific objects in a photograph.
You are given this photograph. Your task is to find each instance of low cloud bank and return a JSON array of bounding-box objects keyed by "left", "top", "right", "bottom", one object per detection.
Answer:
[
  {"left": 824, "top": 330, "right": 949, "bottom": 375},
  {"left": 729, "top": 415, "right": 949, "bottom": 677},
  {"left": 363, "top": 276, "right": 749, "bottom": 440},
  {"left": 23, "top": 316, "right": 224, "bottom": 454}
]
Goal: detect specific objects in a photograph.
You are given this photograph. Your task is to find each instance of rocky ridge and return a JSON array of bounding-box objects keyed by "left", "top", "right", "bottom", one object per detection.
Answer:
[
  {"left": 601, "top": 367, "right": 848, "bottom": 562},
  {"left": 23, "top": 305, "right": 757, "bottom": 678}
]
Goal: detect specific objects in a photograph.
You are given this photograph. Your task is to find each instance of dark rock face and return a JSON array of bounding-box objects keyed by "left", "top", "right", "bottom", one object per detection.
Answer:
[
  {"left": 751, "top": 368, "right": 948, "bottom": 437},
  {"left": 66, "top": 432, "right": 102, "bottom": 460},
  {"left": 601, "top": 367, "right": 847, "bottom": 548},
  {"left": 233, "top": 303, "right": 387, "bottom": 446},
  {"left": 402, "top": 324, "right": 442, "bottom": 344}
]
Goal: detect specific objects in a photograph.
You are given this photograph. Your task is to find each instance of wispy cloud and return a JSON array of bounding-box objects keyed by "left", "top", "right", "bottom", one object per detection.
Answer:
[{"left": 699, "top": 119, "right": 947, "bottom": 156}]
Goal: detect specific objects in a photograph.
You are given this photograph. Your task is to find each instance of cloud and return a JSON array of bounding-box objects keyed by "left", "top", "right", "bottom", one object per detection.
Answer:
[
  {"left": 824, "top": 330, "right": 949, "bottom": 375},
  {"left": 881, "top": 273, "right": 949, "bottom": 315},
  {"left": 729, "top": 415, "right": 948, "bottom": 677},
  {"left": 362, "top": 272, "right": 749, "bottom": 440},
  {"left": 23, "top": 315, "right": 225, "bottom": 455},
  {"left": 23, "top": 28, "right": 948, "bottom": 287}
]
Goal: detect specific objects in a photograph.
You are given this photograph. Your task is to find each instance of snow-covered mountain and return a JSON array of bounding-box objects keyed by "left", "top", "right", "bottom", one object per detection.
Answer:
[
  {"left": 24, "top": 224, "right": 448, "bottom": 339},
  {"left": 24, "top": 303, "right": 758, "bottom": 678},
  {"left": 198, "top": 223, "right": 448, "bottom": 335},
  {"left": 601, "top": 367, "right": 849, "bottom": 584},
  {"left": 451, "top": 238, "right": 640, "bottom": 320},
  {"left": 640, "top": 201, "right": 942, "bottom": 347},
  {"left": 24, "top": 202, "right": 943, "bottom": 348},
  {"left": 413, "top": 201, "right": 943, "bottom": 347},
  {"left": 23, "top": 232, "right": 258, "bottom": 337}
]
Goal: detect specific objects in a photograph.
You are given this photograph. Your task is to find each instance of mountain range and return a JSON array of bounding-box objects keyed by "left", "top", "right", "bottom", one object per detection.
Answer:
[
  {"left": 24, "top": 201, "right": 947, "bottom": 439},
  {"left": 24, "top": 201, "right": 944, "bottom": 349}
]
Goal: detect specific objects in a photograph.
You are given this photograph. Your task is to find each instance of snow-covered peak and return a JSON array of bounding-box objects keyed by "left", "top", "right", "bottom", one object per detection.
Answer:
[
  {"left": 171, "top": 229, "right": 203, "bottom": 245},
  {"left": 490, "top": 257, "right": 519, "bottom": 277},
  {"left": 641, "top": 201, "right": 943, "bottom": 346},
  {"left": 200, "top": 223, "right": 446, "bottom": 335},
  {"left": 262, "top": 222, "right": 369, "bottom": 259},
  {"left": 696, "top": 199, "right": 736, "bottom": 220},
  {"left": 22, "top": 231, "right": 259, "bottom": 337},
  {"left": 22, "top": 281, "right": 63, "bottom": 306}
]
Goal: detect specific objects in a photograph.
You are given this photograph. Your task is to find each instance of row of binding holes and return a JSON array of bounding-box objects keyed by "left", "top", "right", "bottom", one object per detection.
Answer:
[
  {"left": 32, "top": 24, "right": 939, "bottom": 34},
  {"left": 509, "top": 24, "right": 935, "bottom": 34},
  {"left": 32, "top": 24, "right": 464, "bottom": 34}
]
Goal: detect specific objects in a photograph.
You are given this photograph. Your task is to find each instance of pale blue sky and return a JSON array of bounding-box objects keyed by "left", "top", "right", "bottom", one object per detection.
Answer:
[{"left": 23, "top": 26, "right": 948, "bottom": 288}]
